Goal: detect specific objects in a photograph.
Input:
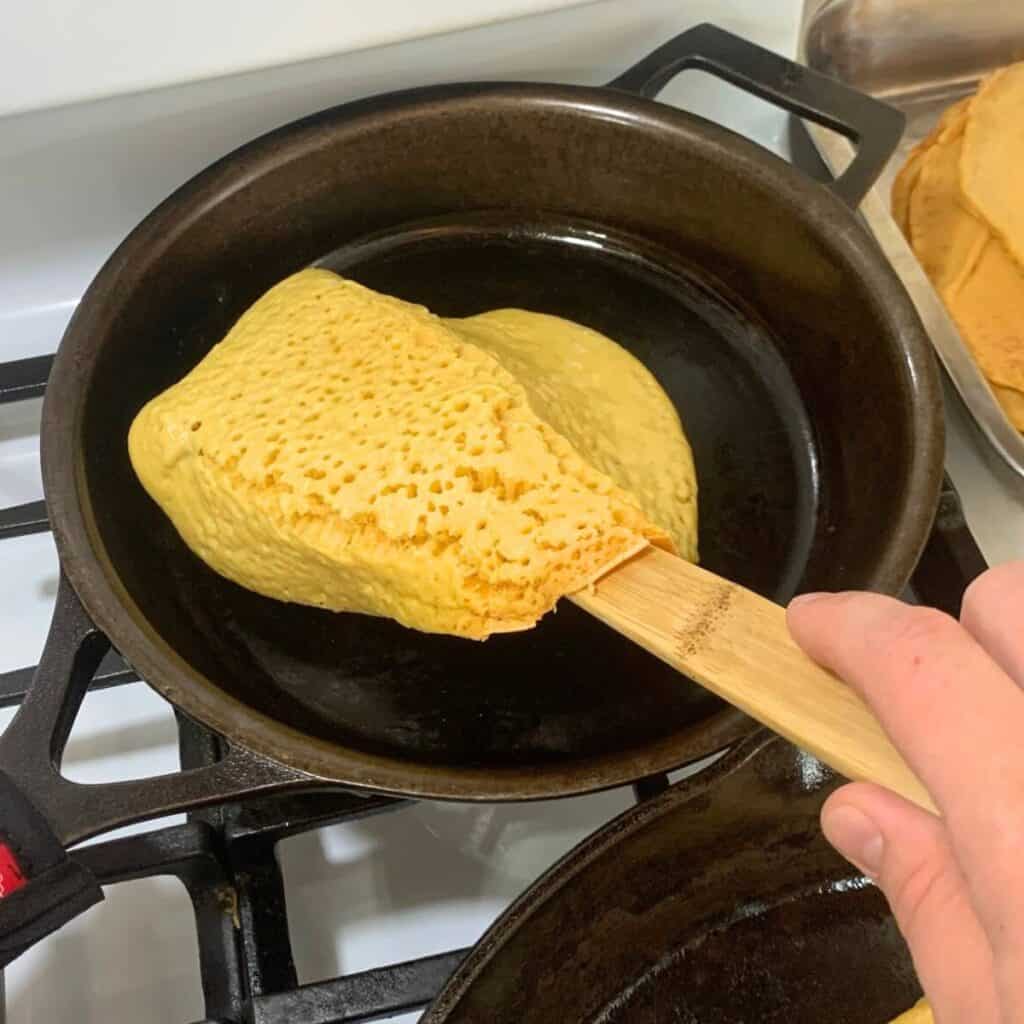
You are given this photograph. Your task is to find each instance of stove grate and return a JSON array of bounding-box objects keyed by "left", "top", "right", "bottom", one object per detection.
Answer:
[{"left": 0, "top": 349, "right": 986, "bottom": 1022}]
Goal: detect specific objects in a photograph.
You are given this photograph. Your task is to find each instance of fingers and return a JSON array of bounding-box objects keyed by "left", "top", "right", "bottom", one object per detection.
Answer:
[
  {"left": 960, "top": 562, "right": 1024, "bottom": 690},
  {"left": 821, "top": 783, "right": 1001, "bottom": 1024},
  {"left": 787, "top": 591, "right": 1024, "bottom": 957}
]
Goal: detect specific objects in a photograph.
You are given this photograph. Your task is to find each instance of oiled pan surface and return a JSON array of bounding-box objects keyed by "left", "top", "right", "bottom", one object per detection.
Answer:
[
  {"left": 59, "top": 86, "right": 936, "bottom": 794},
  {"left": 425, "top": 736, "right": 921, "bottom": 1022},
  {"left": 110, "top": 214, "right": 816, "bottom": 766},
  {"left": 592, "top": 883, "right": 912, "bottom": 1023}
]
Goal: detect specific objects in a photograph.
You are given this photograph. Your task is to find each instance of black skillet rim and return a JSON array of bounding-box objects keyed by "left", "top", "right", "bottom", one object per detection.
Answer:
[
  {"left": 420, "top": 731, "right": 783, "bottom": 1021},
  {"left": 40, "top": 81, "right": 944, "bottom": 799},
  {"left": 419, "top": 730, "right": 920, "bottom": 1023}
]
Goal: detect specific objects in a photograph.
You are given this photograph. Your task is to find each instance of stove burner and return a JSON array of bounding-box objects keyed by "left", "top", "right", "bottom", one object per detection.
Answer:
[{"left": 0, "top": 351, "right": 986, "bottom": 1022}]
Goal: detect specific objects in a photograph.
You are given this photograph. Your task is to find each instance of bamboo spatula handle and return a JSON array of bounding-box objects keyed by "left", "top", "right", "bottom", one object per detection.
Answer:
[{"left": 571, "top": 545, "right": 937, "bottom": 814}]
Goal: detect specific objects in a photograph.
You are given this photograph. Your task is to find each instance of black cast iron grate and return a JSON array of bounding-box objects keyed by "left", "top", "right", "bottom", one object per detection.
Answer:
[
  {"left": 0, "top": 352, "right": 987, "bottom": 1023},
  {"left": 1, "top": 352, "right": 472, "bottom": 1023}
]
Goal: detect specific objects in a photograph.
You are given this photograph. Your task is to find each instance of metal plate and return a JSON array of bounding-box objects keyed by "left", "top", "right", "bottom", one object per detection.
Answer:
[{"left": 801, "top": 0, "right": 1024, "bottom": 479}]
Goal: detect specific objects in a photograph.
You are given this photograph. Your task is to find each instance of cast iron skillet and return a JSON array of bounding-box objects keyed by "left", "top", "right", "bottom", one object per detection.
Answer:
[
  {"left": 0, "top": 25, "right": 942, "bottom": 962},
  {"left": 424, "top": 733, "right": 923, "bottom": 1023}
]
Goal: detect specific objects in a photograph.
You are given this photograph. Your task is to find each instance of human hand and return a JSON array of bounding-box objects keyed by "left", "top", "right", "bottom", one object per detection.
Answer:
[{"left": 787, "top": 563, "right": 1024, "bottom": 1024}]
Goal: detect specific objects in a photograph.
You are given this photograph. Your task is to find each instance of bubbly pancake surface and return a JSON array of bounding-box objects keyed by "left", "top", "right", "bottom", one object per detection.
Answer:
[
  {"left": 129, "top": 269, "right": 697, "bottom": 639},
  {"left": 446, "top": 307, "right": 697, "bottom": 562}
]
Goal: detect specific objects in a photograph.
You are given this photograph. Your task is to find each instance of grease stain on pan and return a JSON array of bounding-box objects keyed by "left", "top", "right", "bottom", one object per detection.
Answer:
[{"left": 587, "top": 877, "right": 907, "bottom": 1024}]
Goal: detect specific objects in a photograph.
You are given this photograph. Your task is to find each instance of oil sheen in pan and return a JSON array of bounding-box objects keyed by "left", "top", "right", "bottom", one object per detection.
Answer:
[
  {"left": 579, "top": 877, "right": 907, "bottom": 1024},
  {"left": 317, "top": 210, "right": 821, "bottom": 604},
  {"left": 141, "top": 209, "right": 823, "bottom": 764}
]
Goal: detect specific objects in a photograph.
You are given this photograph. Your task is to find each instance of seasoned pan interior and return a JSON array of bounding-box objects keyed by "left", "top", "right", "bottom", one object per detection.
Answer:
[
  {"left": 585, "top": 883, "right": 914, "bottom": 1022},
  {"left": 69, "top": 89, "right": 928, "bottom": 785},
  {"left": 89, "top": 215, "right": 815, "bottom": 764},
  {"left": 424, "top": 737, "right": 921, "bottom": 1022}
]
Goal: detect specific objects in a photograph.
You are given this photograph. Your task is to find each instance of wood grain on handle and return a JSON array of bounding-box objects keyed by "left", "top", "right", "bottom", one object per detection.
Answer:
[{"left": 571, "top": 545, "right": 938, "bottom": 815}]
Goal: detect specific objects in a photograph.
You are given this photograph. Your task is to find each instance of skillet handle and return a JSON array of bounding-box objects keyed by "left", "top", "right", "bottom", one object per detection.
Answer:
[
  {"left": 0, "top": 772, "right": 103, "bottom": 968},
  {"left": 0, "top": 575, "right": 315, "bottom": 967},
  {"left": 608, "top": 22, "right": 903, "bottom": 209}
]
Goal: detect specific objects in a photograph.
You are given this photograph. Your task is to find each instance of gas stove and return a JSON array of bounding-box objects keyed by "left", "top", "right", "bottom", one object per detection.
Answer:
[
  {"left": 0, "top": 1, "right": 1010, "bottom": 1021},
  {"left": 0, "top": 471, "right": 985, "bottom": 1024}
]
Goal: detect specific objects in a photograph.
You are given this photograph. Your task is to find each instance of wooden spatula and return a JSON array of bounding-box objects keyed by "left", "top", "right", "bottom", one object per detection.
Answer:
[{"left": 572, "top": 545, "right": 937, "bottom": 814}]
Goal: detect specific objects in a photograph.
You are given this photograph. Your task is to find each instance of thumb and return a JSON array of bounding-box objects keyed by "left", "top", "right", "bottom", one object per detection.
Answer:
[{"left": 821, "top": 783, "right": 1000, "bottom": 1024}]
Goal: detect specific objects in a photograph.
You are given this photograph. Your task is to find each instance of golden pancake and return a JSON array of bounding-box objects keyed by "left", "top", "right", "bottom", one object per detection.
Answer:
[
  {"left": 961, "top": 63, "right": 1024, "bottom": 272},
  {"left": 893, "top": 70, "right": 1024, "bottom": 432},
  {"left": 446, "top": 308, "right": 697, "bottom": 562},
  {"left": 129, "top": 269, "right": 696, "bottom": 638},
  {"left": 992, "top": 382, "right": 1024, "bottom": 432},
  {"left": 908, "top": 113, "right": 987, "bottom": 297},
  {"left": 948, "top": 234, "right": 1024, "bottom": 403},
  {"left": 892, "top": 97, "right": 971, "bottom": 236},
  {"left": 888, "top": 997, "right": 932, "bottom": 1023}
]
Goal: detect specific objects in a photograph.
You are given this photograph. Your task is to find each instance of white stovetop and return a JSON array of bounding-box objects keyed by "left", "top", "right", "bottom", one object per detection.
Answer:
[
  {"left": 1, "top": 0, "right": 597, "bottom": 119},
  {"left": 0, "top": 1, "right": 1019, "bottom": 1022}
]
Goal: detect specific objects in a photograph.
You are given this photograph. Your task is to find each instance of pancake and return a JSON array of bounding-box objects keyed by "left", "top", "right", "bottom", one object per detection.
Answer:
[
  {"left": 892, "top": 68, "right": 1024, "bottom": 431},
  {"left": 447, "top": 308, "right": 697, "bottom": 562},
  {"left": 961, "top": 63, "right": 1024, "bottom": 272},
  {"left": 888, "top": 997, "right": 932, "bottom": 1023},
  {"left": 129, "top": 269, "right": 697, "bottom": 638}
]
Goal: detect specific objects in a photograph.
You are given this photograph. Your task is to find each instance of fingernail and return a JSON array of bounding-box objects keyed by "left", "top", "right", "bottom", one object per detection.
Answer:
[
  {"left": 789, "top": 592, "right": 828, "bottom": 610},
  {"left": 821, "top": 805, "right": 884, "bottom": 878}
]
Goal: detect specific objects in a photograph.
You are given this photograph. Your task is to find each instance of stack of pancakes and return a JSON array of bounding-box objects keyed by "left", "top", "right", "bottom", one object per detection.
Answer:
[{"left": 893, "top": 62, "right": 1024, "bottom": 430}]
